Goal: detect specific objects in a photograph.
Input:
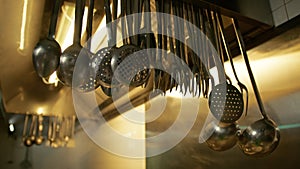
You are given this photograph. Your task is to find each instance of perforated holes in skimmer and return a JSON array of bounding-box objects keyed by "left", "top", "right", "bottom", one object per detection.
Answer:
[
  {"left": 91, "top": 47, "right": 119, "bottom": 88},
  {"left": 114, "top": 45, "right": 150, "bottom": 87},
  {"left": 209, "top": 83, "right": 244, "bottom": 123}
]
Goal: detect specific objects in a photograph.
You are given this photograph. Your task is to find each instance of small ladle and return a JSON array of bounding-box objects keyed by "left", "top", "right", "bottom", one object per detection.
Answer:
[
  {"left": 35, "top": 115, "right": 44, "bottom": 145},
  {"left": 205, "top": 122, "right": 240, "bottom": 151},
  {"left": 232, "top": 18, "right": 280, "bottom": 157},
  {"left": 32, "top": 0, "right": 62, "bottom": 78},
  {"left": 57, "top": 0, "right": 90, "bottom": 87},
  {"left": 22, "top": 114, "right": 29, "bottom": 143},
  {"left": 24, "top": 115, "right": 37, "bottom": 147}
]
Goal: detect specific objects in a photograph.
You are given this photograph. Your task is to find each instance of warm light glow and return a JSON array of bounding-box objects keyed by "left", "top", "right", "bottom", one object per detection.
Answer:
[
  {"left": 19, "top": 0, "right": 29, "bottom": 51},
  {"left": 251, "top": 130, "right": 257, "bottom": 136},
  {"left": 57, "top": 3, "right": 89, "bottom": 51},
  {"left": 215, "top": 126, "right": 221, "bottom": 132},
  {"left": 9, "top": 123, "right": 15, "bottom": 132},
  {"left": 48, "top": 71, "right": 59, "bottom": 84},
  {"left": 42, "top": 71, "right": 59, "bottom": 86},
  {"left": 56, "top": 1, "right": 122, "bottom": 53},
  {"left": 37, "top": 107, "right": 44, "bottom": 115}
]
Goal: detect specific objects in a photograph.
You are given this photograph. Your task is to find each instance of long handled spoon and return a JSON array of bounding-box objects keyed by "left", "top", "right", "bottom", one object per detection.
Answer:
[
  {"left": 57, "top": 0, "right": 90, "bottom": 88},
  {"left": 32, "top": 0, "right": 62, "bottom": 78},
  {"left": 232, "top": 18, "right": 280, "bottom": 157}
]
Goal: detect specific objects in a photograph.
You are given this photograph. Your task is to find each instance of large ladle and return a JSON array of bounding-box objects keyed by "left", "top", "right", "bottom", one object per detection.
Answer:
[
  {"left": 203, "top": 9, "right": 241, "bottom": 151},
  {"left": 32, "top": 0, "right": 62, "bottom": 78},
  {"left": 232, "top": 18, "right": 280, "bottom": 157},
  {"left": 57, "top": 0, "right": 90, "bottom": 87},
  {"left": 205, "top": 121, "right": 240, "bottom": 151}
]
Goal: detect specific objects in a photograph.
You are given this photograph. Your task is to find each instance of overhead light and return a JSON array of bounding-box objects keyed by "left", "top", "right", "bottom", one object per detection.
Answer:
[
  {"left": 37, "top": 107, "right": 44, "bottom": 115},
  {"left": 9, "top": 123, "right": 15, "bottom": 133}
]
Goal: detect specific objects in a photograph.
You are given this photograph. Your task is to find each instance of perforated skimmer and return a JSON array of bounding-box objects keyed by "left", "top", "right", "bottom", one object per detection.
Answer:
[
  {"left": 209, "top": 82, "right": 244, "bottom": 123},
  {"left": 207, "top": 10, "right": 244, "bottom": 123}
]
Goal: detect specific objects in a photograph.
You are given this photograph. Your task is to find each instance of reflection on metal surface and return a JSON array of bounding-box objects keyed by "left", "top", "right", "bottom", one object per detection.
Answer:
[
  {"left": 147, "top": 20, "right": 300, "bottom": 169},
  {"left": 19, "top": 0, "right": 29, "bottom": 52},
  {"left": 42, "top": 71, "right": 59, "bottom": 86}
]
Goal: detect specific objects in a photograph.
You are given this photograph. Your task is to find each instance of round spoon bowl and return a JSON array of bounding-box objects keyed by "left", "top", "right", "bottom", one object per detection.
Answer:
[
  {"left": 205, "top": 122, "right": 240, "bottom": 151},
  {"left": 35, "top": 136, "right": 44, "bottom": 145},
  {"left": 24, "top": 137, "right": 33, "bottom": 147},
  {"left": 57, "top": 44, "right": 90, "bottom": 88},
  {"left": 32, "top": 38, "right": 61, "bottom": 78},
  {"left": 238, "top": 118, "right": 280, "bottom": 157}
]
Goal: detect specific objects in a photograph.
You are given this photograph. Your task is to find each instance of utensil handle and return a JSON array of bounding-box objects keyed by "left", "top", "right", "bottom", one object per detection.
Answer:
[
  {"left": 74, "top": 0, "right": 85, "bottom": 44},
  {"left": 105, "top": 0, "right": 114, "bottom": 46},
  {"left": 216, "top": 12, "right": 239, "bottom": 83},
  {"left": 22, "top": 114, "right": 29, "bottom": 140},
  {"left": 120, "top": 0, "right": 127, "bottom": 45},
  {"left": 28, "top": 115, "right": 37, "bottom": 137},
  {"left": 217, "top": 12, "right": 249, "bottom": 116},
  {"left": 232, "top": 18, "right": 268, "bottom": 119},
  {"left": 112, "top": 0, "right": 118, "bottom": 21},
  {"left": 48, "top": 0, "right": 62, "bottom": 39},
  {"left": 86, "top": 0, "right": 94, "bottom": 50},
  {"left": 112, "top": 0, "right": 118, "bottom": 45},
  {"left": 37, "top": 115, "right": 43, "bottom": 136},
  {"left": 145, "top": 0, "right": 151, "bottom": 48}
]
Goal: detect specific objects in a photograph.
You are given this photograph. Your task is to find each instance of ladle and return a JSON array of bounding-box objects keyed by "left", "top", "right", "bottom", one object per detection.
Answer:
[
  {"left": 205, "top": 122, "right": 240, "bottom": 151},
  {"left": 24, "top": 115, "right": 37, "bottom": 147},
  {"left": 232, "top": 18, "right": 280, "bottom": 157},
  {"left": 32, "top": 0, "right": 62, "bottom": 78},
  {"left": 35, "top": 115, "right": 44, "bottom": 145},
  {"left": 22, "top": 114, "right": 29, "bottom": 143},
  {"left": 57, "top": 0, "right": 90, "bottom": 87}
]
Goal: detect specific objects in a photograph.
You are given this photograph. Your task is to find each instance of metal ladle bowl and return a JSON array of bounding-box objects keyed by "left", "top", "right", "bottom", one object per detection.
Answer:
[
  {"left": 32, "top": 39, "right": 61, "bottom": 78},
  {"left": 238, "top": 118, "right": 280, "bottom": 157},
  {"left": 205, "top": 122, "right": 240, "bottom": 151},
  {"left": 32, "top": 0, "right": 62, "bottom": 78},
  {"left": 57, "top": 45, "right": 90, "bottom": 87},
  {"left": 231, "top": 17, "right": 280, "bottom": 157}
]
